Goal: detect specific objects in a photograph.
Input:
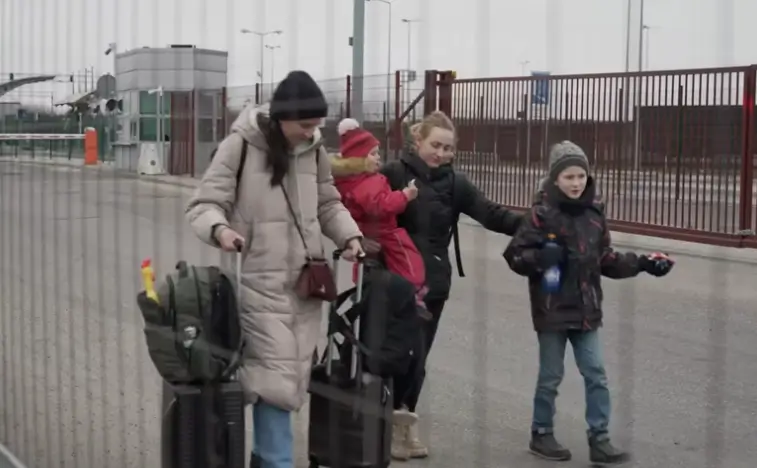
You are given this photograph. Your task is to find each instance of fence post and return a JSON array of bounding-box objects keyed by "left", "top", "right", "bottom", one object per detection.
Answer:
[
  {"left": 423, "top": 70, "right": 438, "bottom": 115},
  {"left": 674, "top": 84, "right": 684, "bottom": 201},
  {"left": 393, "top": 71, "right": 402, "bottom": 154},
  {"left": 738, "top": 66, "right": 756, "bottom": 234},
  {"left": 346, "top": 75, "right": 352, "bottom": 118},
  {"left": 436, "top": 71, "right": 455, "bottom": 116}
]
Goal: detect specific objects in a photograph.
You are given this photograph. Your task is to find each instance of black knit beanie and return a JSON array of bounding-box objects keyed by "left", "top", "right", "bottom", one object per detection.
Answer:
[{"left": 269, "top": 70, "right": 328, "bottom": 121}]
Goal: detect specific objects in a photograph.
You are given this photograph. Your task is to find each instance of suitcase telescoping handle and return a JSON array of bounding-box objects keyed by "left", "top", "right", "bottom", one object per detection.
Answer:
[
  {"left": 233, "top": 238, "right": 244, "bottom": 288},
  {"left": 230, "top": 239, "right": 245, "bottom": 382},
  {"left": 326, "top": 249, "right": 365, "bottom": 379}
]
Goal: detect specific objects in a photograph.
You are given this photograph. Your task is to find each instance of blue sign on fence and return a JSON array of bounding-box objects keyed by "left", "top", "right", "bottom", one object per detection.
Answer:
[{"left": 531, "top": 71, "right": 551, "bottom": 105}]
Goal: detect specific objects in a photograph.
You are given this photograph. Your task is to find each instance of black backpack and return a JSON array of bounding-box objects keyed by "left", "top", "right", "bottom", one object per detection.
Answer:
[{"left": 323, "top": 263, "right": 422, "bottom": 378}]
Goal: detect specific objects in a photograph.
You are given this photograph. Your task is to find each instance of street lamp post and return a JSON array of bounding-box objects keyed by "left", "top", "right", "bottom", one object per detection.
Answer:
[
  {"left": 623, "top": 0, "right": 644, "bottom": 173},
  {"left": 637, "top": 0, "right": 645, "bottom": 74},
  {"left": 623, "top": 0, "right": 632, "bottom": 122},
  {"left": 240, "top": 29, "right": 283, "bottom": 89},
  {"left": 642, "top": 24, "right": 656, "bottom": 70},
  {"left": 351, "top": 0, "right": 366, "bottom": 123},
  {"left": 401, "top": 18, "right": 420, "bottom": 111},
  {"left": 633, "top": 0, "right": 645, "bottom": 172},
  {"left": 367, "top": 0, "right": 397, "bottom": 129},
  {"left": 519, "top": 60, "right": 530, "bottom": 76},
  {"left": 265, "top": 44, "right": 281, "bottom": 97}
]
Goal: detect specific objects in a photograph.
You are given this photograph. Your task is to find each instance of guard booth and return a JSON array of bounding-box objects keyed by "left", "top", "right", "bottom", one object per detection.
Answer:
[{"left": 111, "top": 45, "right": 228, "bottom": 176}]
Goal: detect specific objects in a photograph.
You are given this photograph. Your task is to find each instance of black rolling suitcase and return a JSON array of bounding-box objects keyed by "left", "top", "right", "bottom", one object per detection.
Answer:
[
  {"left": 307, "top": 251, "right": 393, "bottom": 468},
  {"left": 161, "top": 381, "right": 246, "bottom": 468},
  {"left": 159, "top": 247, "right": 247, "bottom": 468}
]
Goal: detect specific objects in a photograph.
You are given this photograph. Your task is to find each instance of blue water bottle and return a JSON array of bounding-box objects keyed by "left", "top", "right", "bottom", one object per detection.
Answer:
[{"left": 542, "top": 233, "right": 561, "bottom": 294}]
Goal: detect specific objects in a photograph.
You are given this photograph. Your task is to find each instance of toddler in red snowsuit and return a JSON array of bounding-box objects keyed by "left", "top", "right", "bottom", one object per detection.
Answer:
[{"left": 331, "top": 118, "right": 429, "bottom": 313}]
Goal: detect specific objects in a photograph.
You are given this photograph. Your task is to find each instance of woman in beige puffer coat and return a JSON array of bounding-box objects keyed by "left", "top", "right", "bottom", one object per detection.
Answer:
[{"left": 186, "top": 70, "right": 363, "bottom": 468}]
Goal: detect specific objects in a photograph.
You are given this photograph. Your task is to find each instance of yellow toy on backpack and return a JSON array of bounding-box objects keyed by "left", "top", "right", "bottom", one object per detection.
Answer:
[{"left": 141, "top": 258, "right": 159, "bottom": 303}]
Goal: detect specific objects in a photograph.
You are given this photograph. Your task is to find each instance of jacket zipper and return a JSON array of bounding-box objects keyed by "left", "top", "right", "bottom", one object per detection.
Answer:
[
  {"left": 291, "top": 153, "right": 308, "bottom": 406},
  {"left": 568, "top": 216, "right": 592, "bottom": 331}
]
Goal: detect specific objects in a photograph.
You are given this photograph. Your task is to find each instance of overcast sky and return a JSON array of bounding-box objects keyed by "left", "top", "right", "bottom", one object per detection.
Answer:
[{"left": 1, "top": 0, "right": 755, "bottom": 107}]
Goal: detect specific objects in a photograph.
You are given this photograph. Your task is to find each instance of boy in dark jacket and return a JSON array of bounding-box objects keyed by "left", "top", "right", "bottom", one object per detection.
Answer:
[{"left": 504, "top": 141, "right": 674, "bottom": 465}]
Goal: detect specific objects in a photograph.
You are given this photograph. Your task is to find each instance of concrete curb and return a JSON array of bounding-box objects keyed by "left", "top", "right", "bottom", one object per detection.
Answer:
[{"left": 0, "top": 156, "right": 200, "bottom": 190}]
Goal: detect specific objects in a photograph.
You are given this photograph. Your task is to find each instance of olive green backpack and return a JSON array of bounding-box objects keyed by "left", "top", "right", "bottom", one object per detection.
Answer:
[{"left": 137, "top": 261, "right": 243, "bottom": 384}]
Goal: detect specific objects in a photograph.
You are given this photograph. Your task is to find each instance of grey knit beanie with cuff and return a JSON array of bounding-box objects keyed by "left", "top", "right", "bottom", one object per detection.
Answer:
[{"left": 548, "top": 140, "right": 589, "bottom": 181}]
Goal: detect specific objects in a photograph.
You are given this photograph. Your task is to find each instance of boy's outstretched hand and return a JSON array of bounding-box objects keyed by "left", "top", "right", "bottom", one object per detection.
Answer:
[{"left": 638, "top": 252, "right": 674, "bottom": 277}]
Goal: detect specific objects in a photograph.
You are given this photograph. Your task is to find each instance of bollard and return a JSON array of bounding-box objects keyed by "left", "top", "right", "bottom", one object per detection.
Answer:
[{"left": 84, "top": 127, "right": 98, "bottom": 165}]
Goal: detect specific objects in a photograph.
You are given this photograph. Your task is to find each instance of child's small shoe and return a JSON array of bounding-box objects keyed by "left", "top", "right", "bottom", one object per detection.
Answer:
[
  {"left": 416, "top": 302, "right": 433, "bottom": 321},
  {"left": 415, "top": 286, "right": 432, "bottom": 321}
]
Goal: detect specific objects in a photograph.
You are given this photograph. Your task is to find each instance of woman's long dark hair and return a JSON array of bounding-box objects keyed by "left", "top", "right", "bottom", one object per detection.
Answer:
[{"left": 256, "top": 113, "right": 290, "bottom": 186}]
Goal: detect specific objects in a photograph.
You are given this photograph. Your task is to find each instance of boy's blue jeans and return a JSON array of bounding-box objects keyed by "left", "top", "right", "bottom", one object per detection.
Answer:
[
  {"left": 532, "top": 330, "right": 611, "bottom": 441},
  {"left": 253, "top": 400, "right": 293, "bottom": 468}
]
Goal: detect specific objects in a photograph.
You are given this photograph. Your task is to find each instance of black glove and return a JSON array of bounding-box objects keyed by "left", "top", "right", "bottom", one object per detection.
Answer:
[
  {"left": 638, "top": 253, "right": 674, "bottom": 277},
  {"left": 538, "top": 242, "right": 564, "bottom": 270}
]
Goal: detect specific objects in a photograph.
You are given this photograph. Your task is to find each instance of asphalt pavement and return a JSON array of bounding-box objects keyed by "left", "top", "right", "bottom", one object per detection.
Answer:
[{"left": 0, "top": 159, "right": 756, "bottom": 468}]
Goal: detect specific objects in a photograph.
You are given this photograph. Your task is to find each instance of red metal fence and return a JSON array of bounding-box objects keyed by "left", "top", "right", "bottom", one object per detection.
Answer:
[
  {"left": 217, "top": 66, "right": 757, "bottom": 248},
  {"left": 440, "top": 66, "right": 757, "bottom": 248}
]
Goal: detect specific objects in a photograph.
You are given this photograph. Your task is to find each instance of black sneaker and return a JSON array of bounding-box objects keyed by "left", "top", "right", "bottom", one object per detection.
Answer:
[
  {"left": 529, "top": 432, "right": 572, "bottom": 461},
  {"left": 589, "top": 437, "right": 631, "bottom": 465}
]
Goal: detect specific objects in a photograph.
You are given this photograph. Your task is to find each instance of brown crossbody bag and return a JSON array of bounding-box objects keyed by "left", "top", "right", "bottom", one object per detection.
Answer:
[{"left": 280, "top": 184, "right": 338, "bottom": 302}]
